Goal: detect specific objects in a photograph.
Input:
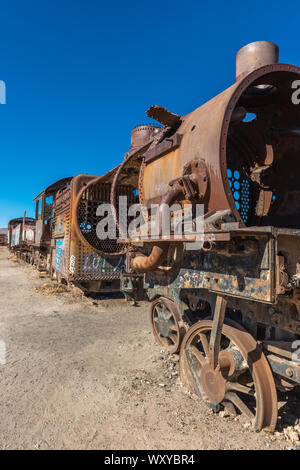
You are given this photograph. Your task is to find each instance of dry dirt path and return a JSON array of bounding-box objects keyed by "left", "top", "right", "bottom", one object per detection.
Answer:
[{"left": 0, "top": 247, "right": 294, "bottom": 449}]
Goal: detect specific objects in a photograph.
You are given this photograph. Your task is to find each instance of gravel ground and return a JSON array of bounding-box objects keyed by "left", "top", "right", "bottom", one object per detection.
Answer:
[{"left": 0, "top": 246, "right": 299, "bottom": 450}]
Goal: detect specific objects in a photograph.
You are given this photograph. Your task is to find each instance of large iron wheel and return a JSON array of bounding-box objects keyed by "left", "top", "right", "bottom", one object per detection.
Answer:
[
  {"left": 180, "top": 319, "right": 278, "bottom": 432},
  {"left": 150, "top": 297, "right": 185, "bottom": 354}
]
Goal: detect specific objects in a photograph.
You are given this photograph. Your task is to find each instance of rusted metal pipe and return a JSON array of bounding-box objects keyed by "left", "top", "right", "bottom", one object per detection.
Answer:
[
  {"left": 132, "top": 182, "right": 184, "bottom": 273},
  {"left": 132, "top": 243, "right": 167, "bottom": 273}
]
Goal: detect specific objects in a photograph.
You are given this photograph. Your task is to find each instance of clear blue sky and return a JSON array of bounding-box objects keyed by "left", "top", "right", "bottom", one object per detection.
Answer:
[{"left": 0, "top": 0, "right": 299, "bottom": 227}]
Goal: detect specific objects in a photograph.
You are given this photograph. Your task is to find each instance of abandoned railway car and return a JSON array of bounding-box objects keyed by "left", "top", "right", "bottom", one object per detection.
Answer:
[
  {"left": 114, "top": 41, "right": 300, "bottom": 431},
  {"left": 0, "top": 228, "right": 8, "bottom": 246},
  {"left": 50, "top": 171, "right": 137, "bottom": 292},
  {"left": 8, "top": 170, "right": 140, "bottom": 293},
  {"left": 31, "top": 176, "right": 73, "bottom": 270}
]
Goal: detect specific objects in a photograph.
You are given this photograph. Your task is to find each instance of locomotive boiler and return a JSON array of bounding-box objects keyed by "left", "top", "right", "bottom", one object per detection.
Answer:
[{"left": 114, "top": 41, "right": 300, "bottom": 431}]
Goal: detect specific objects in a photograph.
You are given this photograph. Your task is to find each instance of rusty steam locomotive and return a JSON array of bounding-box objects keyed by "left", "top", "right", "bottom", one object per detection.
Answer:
[
  {"left": 109, "top": 40, "right": 300, "bottom": 432},
  {"left": 8, "top": 40, "right": 300, "bottom": 432}
]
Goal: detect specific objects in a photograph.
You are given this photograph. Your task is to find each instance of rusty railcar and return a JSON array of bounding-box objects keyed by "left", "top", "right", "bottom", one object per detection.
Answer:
[
  {"left": 116, "top": 41, "right": 300, "bottom": 431},
  {"left": 0, "top": 228, "right": 8, "bottom": 246},
  {"left": 50, "top": 171, "right": 138, "bottom": 292},
  {"left": 31, "top": 177, "right": 73, "bottom": 269},
  {"left": 7, "top": 172, "right": 138, "bottom": 293},
  {"left": 8, "top": 216, "right": 36, "bottom": 259}
]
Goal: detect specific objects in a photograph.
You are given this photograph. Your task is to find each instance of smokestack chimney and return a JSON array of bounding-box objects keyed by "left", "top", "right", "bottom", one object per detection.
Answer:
[{"left": 235, "top": 41, "right": 279, "bottom": 81}]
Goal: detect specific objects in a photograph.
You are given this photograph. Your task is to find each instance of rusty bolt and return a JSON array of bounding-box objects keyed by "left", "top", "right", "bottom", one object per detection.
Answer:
[{"left": 286, "top": 367, "right": 294, "bottom": 378}]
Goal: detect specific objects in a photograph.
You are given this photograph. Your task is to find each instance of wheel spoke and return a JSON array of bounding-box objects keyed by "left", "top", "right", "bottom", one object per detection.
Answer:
[
  {"left": 199, "top": 333, "right": 209, "bottom": 358},
  {"left": 188, "top": 344, "right": 206, "bottom": 366},
  {"left": 209, "top": 295, "right": 227, "bottom": 369},
  {"left": 224, "top": 391, "right": 255, "bottom": 420},
  {"left": 159, "top": 336, "right": 170, "bottom": 347},
  {"left": 169, "top": 333, "right": 178, "bottom": 344},
  {"left": 226, "top": 382, "right": 255, "bottom": 396}
]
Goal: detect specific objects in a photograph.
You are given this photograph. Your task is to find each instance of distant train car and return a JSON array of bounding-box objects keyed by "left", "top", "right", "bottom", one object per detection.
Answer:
[
  {"left": 32, "top": 177, "right": 73, "bottom": 270},
  {"left": 0, "top": 228, "right": 8, "bottom": 246},
  {"left": 7, "top": 170, "right": 138, "bottom": 293},
  {"left": 8, "top": 216, "right": 36, "bottom": 259}
]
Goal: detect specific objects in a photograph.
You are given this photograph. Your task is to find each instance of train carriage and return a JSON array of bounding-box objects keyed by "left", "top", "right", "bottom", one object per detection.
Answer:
[
  {"left": 22, "top": 168, "right": 140, "bottom": 292},
  {"left": 8, "top": 216, "right": 36, "bottom": 260},
  {"left": 0, "top": 228, "right": 8, "bottom": 246},
  {"left": 31, "top": 177, "right": 73, "bottom": 269},
  {"left": 8, "top": 170, "right": 140, "bottom": 293},
  {"left": 50, "top": 171, "right": 135, "bottom": 292}
]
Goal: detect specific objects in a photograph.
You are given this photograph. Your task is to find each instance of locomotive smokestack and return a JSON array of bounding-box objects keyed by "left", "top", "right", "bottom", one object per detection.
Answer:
[{"left": 235, "top": 41, "right": 279, "bottom": 81}]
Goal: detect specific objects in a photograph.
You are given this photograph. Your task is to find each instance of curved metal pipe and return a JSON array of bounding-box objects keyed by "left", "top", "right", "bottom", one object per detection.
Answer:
[
  {"left": 132, "top": 182, "right": 184, "bottom": 273},
  {"left": 132, "top": 243, "right": 168, "bottom": 273}
]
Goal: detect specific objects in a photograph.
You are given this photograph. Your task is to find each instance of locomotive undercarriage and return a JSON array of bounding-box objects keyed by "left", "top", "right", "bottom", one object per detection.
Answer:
[
  {"left": 136, "top": 228, "right": 300, "bottom": 432},
  {"left": 12, "top": 245, "right": 51, "bottom": 278},
  {"left": 114, "top": 52, "right": 300, "bottom": 432}
]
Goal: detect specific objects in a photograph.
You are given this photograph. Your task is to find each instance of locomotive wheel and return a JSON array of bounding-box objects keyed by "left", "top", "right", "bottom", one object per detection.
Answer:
[
  {"left": 180, "top": 320, "right": 278, "bottom": 432},
  {"left": 150, "top": 298, "right": 185, "bottom": 354}
]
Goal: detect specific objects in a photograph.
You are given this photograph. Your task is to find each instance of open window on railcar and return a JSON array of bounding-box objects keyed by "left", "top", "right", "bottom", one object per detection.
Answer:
[
  {"left": 35, "top": 198, "right": 42, "bottom": 220},
  {"left": 44, "top": 195, "right": 54, "bottom": 225}
]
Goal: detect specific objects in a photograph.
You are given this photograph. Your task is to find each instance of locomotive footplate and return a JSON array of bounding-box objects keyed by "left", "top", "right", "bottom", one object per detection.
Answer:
[{"left": 146, "top": 230, "right": 277, "bottom": 304}]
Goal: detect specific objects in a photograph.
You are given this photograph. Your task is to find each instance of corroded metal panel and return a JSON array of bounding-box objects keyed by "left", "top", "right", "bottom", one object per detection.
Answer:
[
  {"left": 68, "top": 239, "right": 125, "bottom": 281},
  {"left": 11, "top": 224, "right": 21, "bottom": 247},
  {"left": 145, "top": 235, "right": 275, "bottom": 303}
]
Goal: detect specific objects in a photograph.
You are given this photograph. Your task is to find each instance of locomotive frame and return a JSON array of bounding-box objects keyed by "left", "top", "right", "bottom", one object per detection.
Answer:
[{"left": 116, "top": 41, "right": 300, "bottom": 431}]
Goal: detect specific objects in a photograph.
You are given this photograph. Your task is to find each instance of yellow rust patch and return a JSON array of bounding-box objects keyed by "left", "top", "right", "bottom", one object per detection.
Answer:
[{"left": 143, "top": 148, "right": 182, "bottom": 201}]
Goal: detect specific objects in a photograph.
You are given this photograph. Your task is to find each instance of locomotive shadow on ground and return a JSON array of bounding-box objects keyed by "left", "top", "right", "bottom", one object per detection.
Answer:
[
  {"left": 85, "top": 291, "right": 140, "bottom": 304},
  {"left": 85, "top": 291, "right": 124, "bottom": 300}
]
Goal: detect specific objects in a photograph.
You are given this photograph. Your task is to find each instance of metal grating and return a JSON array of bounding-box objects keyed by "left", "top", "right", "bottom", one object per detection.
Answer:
[
  {"left": 77, "top": 181, "right": 137, "bottom": 256},
  {"left": 227, "top": 169, "right": 252, "bottom": 224}
]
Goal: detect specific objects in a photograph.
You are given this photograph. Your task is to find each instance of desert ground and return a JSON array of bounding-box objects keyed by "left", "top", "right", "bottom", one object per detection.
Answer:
[{"left": 0, "top": 246, "right": 299, "bottom": 450}]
